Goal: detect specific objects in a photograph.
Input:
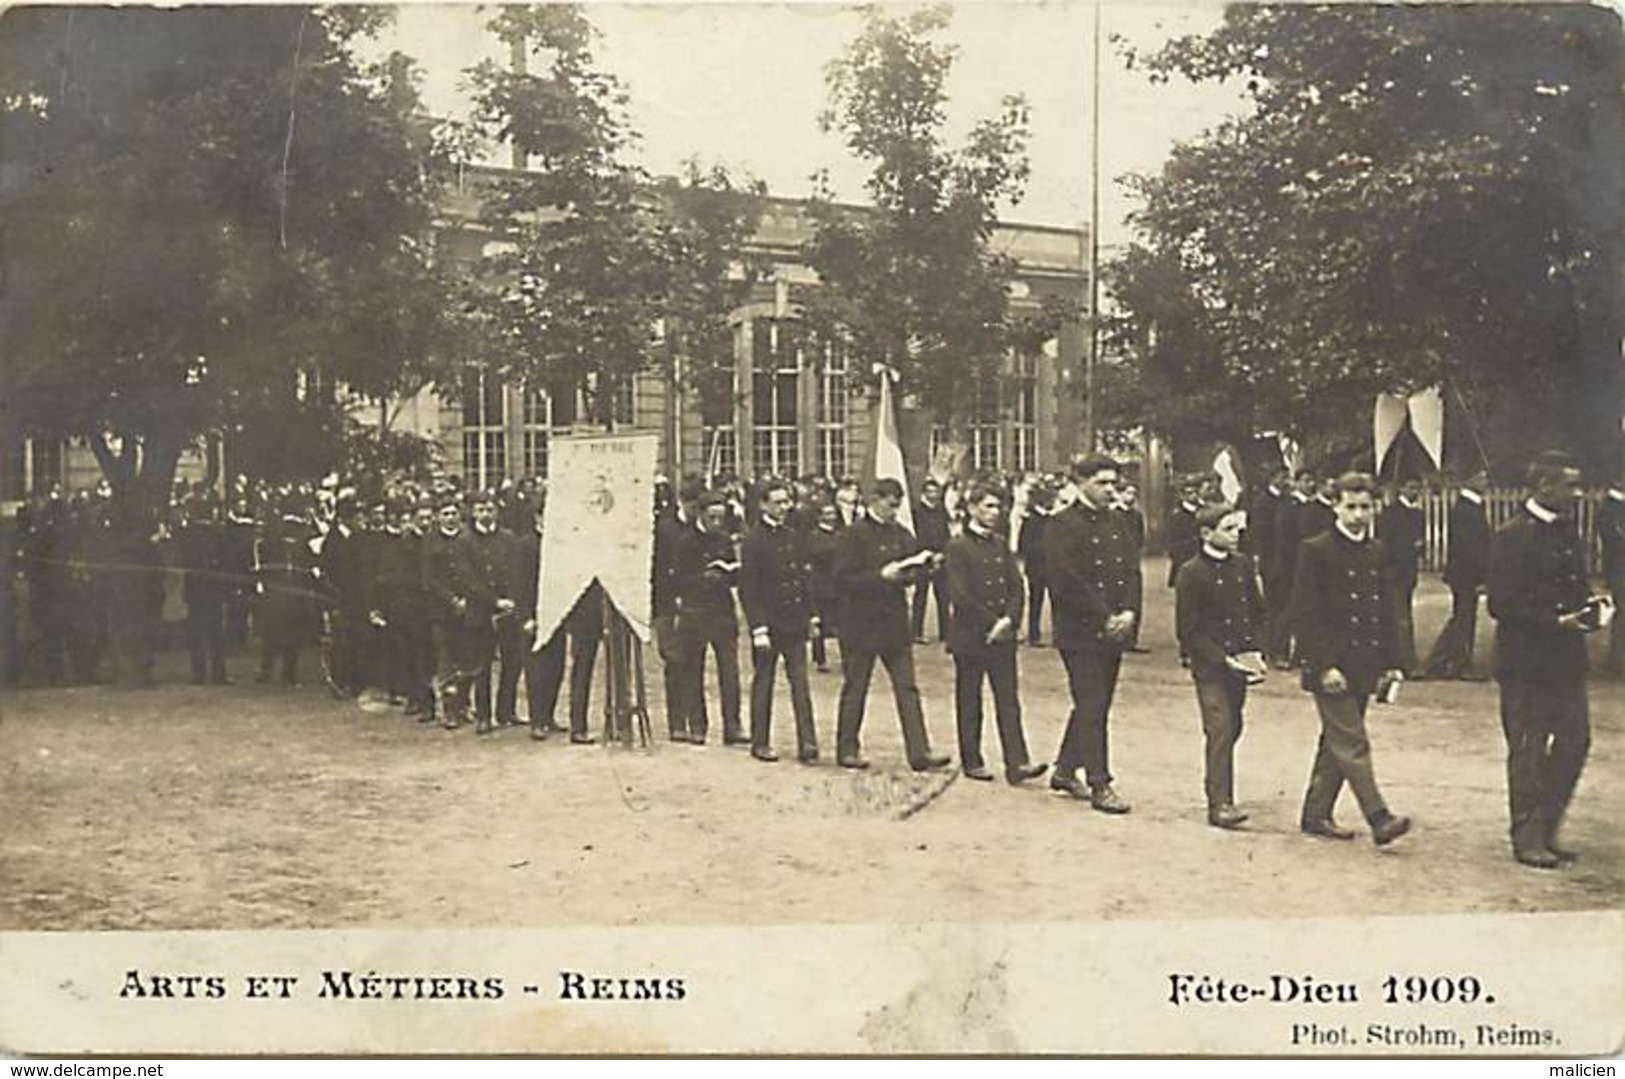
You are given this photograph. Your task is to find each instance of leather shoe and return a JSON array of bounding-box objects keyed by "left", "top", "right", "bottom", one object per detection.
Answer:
[
  {"left": 1548, "top": 841, "right": 1579, "bottom": 864},
  {"left": 1007, "top": 762, "right": 1048, "bottom": 785},
  {"left": 912, "top": 753, "right": 952, "bottom": 772},
  {"left": 723, "top": 732, "right": 751, "bottom": 747},
  {"left": 1301, "top": 818, "right": 1355, "bottom": 841},
  {"left": 1049, "top": 773, "right": 1088, "bottom": 800},
  {"left": 1090, "top": 785, "right": 1131, "bottom": 814},
  {"left": 751, "top": 746, "right": 780, "bottom": 763},
  {"left": 1208, "top": 805, "right": 1250, "bottom": 830},
  {"left": 530, "top": 725, "right": 550, "bottom": 741},
  {"left": 1371, "top": 814, "right": 1412, "bottom": 846},
  {"left": 569, "top": 733, "right": 597, "bottom": 746},
  {"left": 1458, "top": 671, "right": 1489, "bottom": 683},
  {"left": 1516, "top": 847, "right": 1561, "bottom": 869},
  {"left": 798, "top": 748, "right": 821, "bottom": 764},
  {"left": 962, "top": 765, "right": 995, "bottom": 781},
  {"left": 837, "top": 755, "right": 870, "bottom": 770}
]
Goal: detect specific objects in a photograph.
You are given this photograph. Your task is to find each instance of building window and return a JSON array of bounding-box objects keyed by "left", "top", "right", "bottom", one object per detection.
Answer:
[
  {"left": 816, "top": 334, "right": 849, "bottom": 479},
  {"left": 462, "top": 371, "right": 507, "bottom": 490},
  {"left": 929, "top": 376, "right": 1003, "bottom": 473},
  {"left": 522, "top": 386, "right": 552, "bottom": 477},
  {"left": 751, "top": 318, "right": 800, "bottom": 478},
  {"left": 1013, "top": 349, "right": 1038, "bottom": 473},
  {"left": 28, "top": 437, "right": 63, "bottom": 495},
  {"left": 703, "top": 427, "right": 738, "bottom": 478}
]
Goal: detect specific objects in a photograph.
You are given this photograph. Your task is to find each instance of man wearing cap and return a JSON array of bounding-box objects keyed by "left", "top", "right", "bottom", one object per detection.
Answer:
[{"left": 832, "top": 478, "right": 951, "bottom": 772}]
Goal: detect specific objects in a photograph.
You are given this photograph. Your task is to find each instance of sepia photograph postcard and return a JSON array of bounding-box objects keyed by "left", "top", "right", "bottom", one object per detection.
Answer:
[{"left": 1, "top": 0, "right": 1622, "bottom": 1058}]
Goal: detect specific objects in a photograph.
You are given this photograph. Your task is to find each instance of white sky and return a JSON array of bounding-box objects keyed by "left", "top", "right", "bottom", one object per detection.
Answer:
[{"left": 383, "top": 1, "right": 1248, "bottom": 244}]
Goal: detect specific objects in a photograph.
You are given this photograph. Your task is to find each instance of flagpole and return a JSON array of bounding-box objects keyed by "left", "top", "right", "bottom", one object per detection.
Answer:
[{"left": 1085, "top": 0, "right": 1102, "bottom": 455}]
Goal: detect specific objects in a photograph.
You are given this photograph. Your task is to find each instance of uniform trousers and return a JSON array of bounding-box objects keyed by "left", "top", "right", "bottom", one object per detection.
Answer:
[
  {"left": 749, "top": 632, "right": 817, "bottom": 754},
  {"left": 1608, "top": 570, "right": 1624, "bottom": 674},
  {"left": 186, "top": 598, "right": 229, "bottom": 684},
  {"left": 1265, "top": 577, "right": 1294, "bottom": 663},
  {"left": 523, "top": 627, "right": 593, "bottom": 738},
  {"left": 954, "top": 642, "right": 1029, "bottom": 775},
  {"left": 1192, "top": 673, "right": 1246, "bottom": 810},
  {"left": 1420, "top": 585, "right": 1480, "bottom": 678},
  {"left": 910, "top": 570, "right": 950, "bottom": 640},
  {"left": 1386, "top": 572, "right": 1418, "bottom": 673},
  {"left": 1302, "top": 692, "right": 1389, "bottom": 826},
  {"left": 676, "top": 608, "right": 741, "bottom": 742},
  {"left": 653, "top": 614, "right": 690, "bottom": 737},
  {"left": 1498, "top": 677, "right": 1590, "bottom": 855},
  {"left": 1054, "top": 647, "right": 1123, "bottom": 788},
  {"left": 1025, "top": 573, "right": 1048, "bottom": 643},
  {"left": 836, "top": 643, "right": 931, "bottom": 765}
]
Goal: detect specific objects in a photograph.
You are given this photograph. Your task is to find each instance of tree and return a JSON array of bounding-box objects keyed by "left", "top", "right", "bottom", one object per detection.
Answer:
[
  {"left": 804, "top": 6, "right": 1067, "bottom": 458},
  {"left": 464, "top": 7, "right": 763, "bottom": 430},
  {"left": 0, "top": 7, "right": 471, "bottom": 511},
  {"left": 1110, "top": 4, "right": 1623, "bottom": 479}
]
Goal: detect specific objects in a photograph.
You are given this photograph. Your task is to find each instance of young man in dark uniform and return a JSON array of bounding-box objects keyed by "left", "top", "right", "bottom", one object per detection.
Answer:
[
  {"left": 1488, "top": 451, "right": 1606, "bottom": 868},
  {"left": 652, "top": 478, "right": 700, "bottom": 741},
  {"left": 1418, "top": 471, "right": 1492, "bottom": 681},
  {"left": 422, "top": 496, "right": 479, "bottom": 729},
  {"left": 910, "top": 478, "right": 952, "bottom": 643},
  {"left": 1165, "top": 474, "right": 1203, "bottom": 589},
  {"left": 178, "top": 496, "right": 230, "bottom": 685},
  {"left": 1043, "top": 454, "right": 1142, "bottom": 813},
  {"left": 1291, "top": 472, "right": 1411, "bottom": 847},
  {"left": 739, "top": 480, "right": 819, "bottom": 763},
  {"left": 945, "top": 484, "right": 1046, "bottom": 784},
  {"left": 459, "top": 493, "right": 522, "bottom": 734},
  {"left": 673, "top": 492, "right": 744, "bottom": 746},
  {"left": 832, "top": 478, "right": 951, "bottom": 772},
  {"left": 1267, "top": 470, "right": 1313, "bottom": 667},
  {"left": 1175, "top": 504, "right": 1265, "bottom": 829}
]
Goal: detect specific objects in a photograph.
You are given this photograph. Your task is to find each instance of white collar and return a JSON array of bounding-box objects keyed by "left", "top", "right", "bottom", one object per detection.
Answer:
[
  {"left": 968, "top": 522, "right": 995, "bottom": 539},
  {"left": 1397, "top": 497, "right": 1419, "bottom": 510},
  {"left": 1180, "top": 500, "right": 1200, "bottom": 513},
  {"left": 1292, "top": 491, "right": 1311, "bottom": 503},
  {"left": 762, "top": 516, "right": 783, "bottom": 530},
  {"left": 1525, "top": 499, "right": 1559, "bottom": 525},
  {"left": 1458, "top": 488, "right": 1483, "bottom": 505},
  {"left": 1315, "top": 495, "right": 1336, "bottom": 508},
  {"left": 1335, "top": 521, "right": 1369, "bottom": 544},
  {"left": 1608, "top": 488, "right": 1625, "bottom": 503},
  {"left": 1201, "top": 542, "right": 1230, "bottom": 561},
  {"left": 1078, "top": 493, "right": 1107, "bottom": 513},
  {"left": 474, "top": 524, "right": 496, "bottom": 536}
]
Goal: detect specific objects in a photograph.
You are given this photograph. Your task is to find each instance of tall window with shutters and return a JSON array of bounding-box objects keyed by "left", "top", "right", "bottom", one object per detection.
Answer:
[
  {"left": 751, "top": 318, "right": 800, "bottom": 478},
  {"left": 462, "top": 371, "right": 507, "bottom": 490}
]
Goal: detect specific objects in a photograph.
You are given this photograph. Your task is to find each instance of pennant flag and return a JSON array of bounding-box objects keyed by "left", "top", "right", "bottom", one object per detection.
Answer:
[
  {"left": 1212, "top": 445, "right": 1243, "bottom": 503},
  {"left": 1374, "top": 391, "right": 1409, "bottom": 472},
  {"left": 1407, "top": 386, "right": 1444, "bottom": 470},
  {"left": 534, "top": 433, "right": 659, "bottom": 647},
  {"left": 874, "top": 367, "right": 914, "bottom": 534}
]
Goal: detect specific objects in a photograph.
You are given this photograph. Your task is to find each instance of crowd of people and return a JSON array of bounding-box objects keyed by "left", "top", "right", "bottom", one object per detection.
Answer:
[{"left": 3, "top": 452, "right": 1621, "bottom": 871}]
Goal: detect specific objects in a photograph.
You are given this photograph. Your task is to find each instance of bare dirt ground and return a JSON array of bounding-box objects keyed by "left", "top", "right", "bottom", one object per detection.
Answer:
[{"left": 2, "top": 563, "right": 1620, "bottom": 930}]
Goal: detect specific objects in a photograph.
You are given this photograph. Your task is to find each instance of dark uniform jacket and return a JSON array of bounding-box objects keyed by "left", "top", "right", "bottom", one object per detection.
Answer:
[
  {"left": 421, "top": 529, "right": 472, "bottom": 622},
  {"left": 1378, "top": 500, "right": 1425, "bottom": 589},
  {"left": 176, "top": 518, "right": 228, "bottom": 607},
  {"left": 1271, "top": 495, "right": 1308, "bottom": 595},
  {"left": 1248, "top": 487, "right": 1283, "bottom": 572},
  {"left": 1290, "top": 526, "right": 1399, "bottom": 696},
  {"left": 913, "top": 499, "right": 951, "bottom": 553},
  {"left": 673, "top": 524, "right": 739, "bottom": 619},
  {"left": 1299, "top": 498, "right": 1337, "bottom": 547},
  {"left": 1043, "top": 498, "right": 1142, "bottom": 653},
  {"left": 454, "top": 526, "right": 522, "bottom": 622},
  {"left": 319, "top": 526, "right": 369, "bottom": 614},
  {"left": 1488, "top": 505, "right": 1591, "bottom": 682},
  {"left": 515, "top": 530, "right": 542, "bottom": 624},
  {"left": 1442, "top": 493, "right": 1492, "bottom": 591},
  {"left": 833, "top": 515, "right": 924, "bottom": 653},
  {"left": 652, "top": 512, "right": 688, "bottom": 620},
  {"left": 1016, "top": 509, "right": 1049, "bottom": 576},
  {"left": 739, "top": 518, "right": 813, "bottom": 637},
  {"left": 1175, "top": 548, "right": 1264, "bottom": 681},
  {"left": 944, "top": 525, "right": 1024, "bottom": 657},
  {"left": 1165, "top": 501, "right": 1200, "bottom": 587},
  {"left": 805, "top": 524, "right": 841, "bottom": 623}
]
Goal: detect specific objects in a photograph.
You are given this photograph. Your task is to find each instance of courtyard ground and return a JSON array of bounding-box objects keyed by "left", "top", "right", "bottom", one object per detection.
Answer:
[{"left": 2, "top": 563, "right": 1620, "bottom": 930}]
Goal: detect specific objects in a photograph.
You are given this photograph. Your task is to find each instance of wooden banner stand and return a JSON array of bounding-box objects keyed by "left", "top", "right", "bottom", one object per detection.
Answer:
[{"left": 599, "top": 590, "right": 652, "bottom": 747}]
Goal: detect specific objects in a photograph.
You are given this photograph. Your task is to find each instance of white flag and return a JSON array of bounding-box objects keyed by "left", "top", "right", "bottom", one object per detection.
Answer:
[
  {"left": 874, "top": 368, "right": 913, "bottom": 534},
  {"left": 534, "top": 433, "right": 659, "bottom": 646}
]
